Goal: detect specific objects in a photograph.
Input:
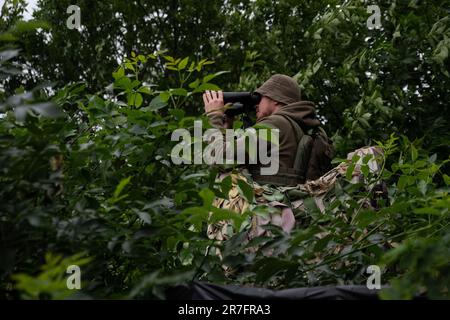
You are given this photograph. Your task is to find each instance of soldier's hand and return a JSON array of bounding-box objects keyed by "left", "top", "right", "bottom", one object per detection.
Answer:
[{"left": 203, "top": 90, "right": 224, "bottom": 114}]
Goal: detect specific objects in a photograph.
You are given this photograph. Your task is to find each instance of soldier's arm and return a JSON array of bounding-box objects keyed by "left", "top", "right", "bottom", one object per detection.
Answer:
[{"left": 203, "top": 90, "right": 234, "bottom": 129}]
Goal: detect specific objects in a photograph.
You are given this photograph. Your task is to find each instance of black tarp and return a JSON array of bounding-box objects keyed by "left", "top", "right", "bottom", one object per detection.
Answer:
[{"left": 167, "top": 281, "right": 383, "bottom": 300}]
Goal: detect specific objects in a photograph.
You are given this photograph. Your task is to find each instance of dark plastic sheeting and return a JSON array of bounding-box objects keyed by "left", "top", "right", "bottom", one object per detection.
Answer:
[{"left": 167, "top": 281, "right": 383, "bottom": 300}]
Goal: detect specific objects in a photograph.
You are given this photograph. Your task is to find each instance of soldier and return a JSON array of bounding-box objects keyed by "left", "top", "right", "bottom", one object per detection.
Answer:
[
  {"left": 203, "top": 74, "right": 334, "bottom": 243},
  {"left": 203, "top": 74, "right": 334, "bottom": 186}
]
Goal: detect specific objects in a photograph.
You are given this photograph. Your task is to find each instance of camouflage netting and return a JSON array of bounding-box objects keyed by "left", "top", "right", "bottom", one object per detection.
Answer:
[{"left": 207, "top": 146, "right": 385, "bottom": 246}]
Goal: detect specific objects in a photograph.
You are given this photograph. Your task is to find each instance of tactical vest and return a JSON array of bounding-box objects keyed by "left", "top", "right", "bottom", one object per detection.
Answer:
[{"left": 250, "top": 114, "right": 334, "bottom": 186}]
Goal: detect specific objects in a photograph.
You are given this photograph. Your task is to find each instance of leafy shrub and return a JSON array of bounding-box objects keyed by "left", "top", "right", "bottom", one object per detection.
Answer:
[{"left": 1, "top": 2, "right": 449, "bottom": 298}]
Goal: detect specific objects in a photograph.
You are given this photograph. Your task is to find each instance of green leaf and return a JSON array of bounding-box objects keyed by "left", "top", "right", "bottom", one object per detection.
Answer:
[
  {"left": 262, "top": 190, "right": 284, "bottom": 202},
  {"left": 112, "top": 67, "right": 125, "bottom": 80},
  {"left": 113, "top": 177, "right": 131, "bottom": 199},
  {"left": 170, "top": 88, "right": 188, "bottom": 96},
  {"left": 178, "top": 57, "right": 189, "bottom": 70},
  {"left": 14, "top": 103, "right": 65, "bottom": 121},
  {"left": 0, "top": 49, "right": 20, "bottom": 62},
  {"left": 14, "top": 20, "right": 50, "bottom": 32},
  {"left": 254, "top": 258, "right": 295, "bottom": 284},
  {"left": 30, "top": 103, "right": 64, "bottom": 118},
  {"left": 135, "top": 211, "right": 152, "bottom": 224},
  {"left": 137, "top": 86, "right": 153, "bottom": 95},
  {"left": 166, "top": 236, "right": 181, "bottom": 252},
  {"left": 203, "top": 71, "right": 229, "bottom": 83},
  {"left": 193, "top": 83, "right": 221, "bottom": 93},
  {"left": 209, "top": 207, "right": 245, "bottom": 231},
  {"left": 443, "top": 174, "right": 450, "bottom": 186},
  {"left": 0, "top": 33, "right": 18, "bottom": 41},
  {"left": 314, "top": 234, "right": 333, "bottom": 251},
  {"left": 411, "top": 144, "right": 418, "bottom": 161},
  {"left": 188, "top": 79, "right": 200, "bottom": 89},
  {"left": 418, "top": 180, "right": 427, "bottom": 196},
  {"left": 199, "top": 188, "right": 215, "bottom": 208},
  {"left": 429, "top": 153, "right": 437, "bottom": 164},
  {"left": 125, "top": 62, "right": 135, "bottom": 72},
  {"left": 175, "top": 192, "right": 187, "bottom": 205},
  {"left": 354, "top": 209, "right": 379, "bottom": 229},
  {"left": 170, "top": 108, "right": 185, "bottom": 120},
  {"left": 115, "top": 77, "right": 132, "bottom": 91},
  {"left": 221, "top": 175, "right": 232, "bottom": 196},
  {"left": 361, "top": 164, "right": 370, "bottom": 177},
  {"left": 183, "top": 207, "right": 209, "bottom": 230},
  {"left": 413, "top": 207, "right": 441, "bottom": 215},
  {"left": 346, "top": 163, "right": 356, "bottom": 180},
  {"left": 129, "top": 92, "right": 143, "bottom": 107},
  {"left": 313, "top": 28, "right": 323, "bottom": 40},
  {"left": 381, "top": 242, "right": 409, "bottom": 265},
  {"left": 149, "top": 95, "right": 168, "bottom": 110},
  {"left": 237, "top": 179, "right": 254, "bottom": 203},
  {"left": 163, "top": 55, "right": 174, "bottom": 62},
  {"left": 159, "top": 91, "right": 170, "bottom": 102},
  {"left": 397, "top": 175, "right": 414, "bottom": 190},
  {"left": 358, "top": 116, "right": 370, "bottom": 128}
]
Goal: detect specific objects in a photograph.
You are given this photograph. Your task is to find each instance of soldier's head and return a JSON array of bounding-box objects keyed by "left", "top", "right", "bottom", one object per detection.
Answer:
[
  {"left": 255, "top": 96, "right": 282, "bottom": 120},
  {"left": 255, "top": 74, "right": 301, "bottom": 120}
]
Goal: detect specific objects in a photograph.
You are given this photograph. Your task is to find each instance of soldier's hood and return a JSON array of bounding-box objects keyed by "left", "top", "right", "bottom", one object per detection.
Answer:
[{"left": 272, "top": 100, "right": 321, "bottom": 130}]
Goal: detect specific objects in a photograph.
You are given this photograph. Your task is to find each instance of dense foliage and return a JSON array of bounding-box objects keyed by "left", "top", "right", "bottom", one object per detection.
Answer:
[{"left": 0, "top": 0, "right": 449, "bottom": 299}]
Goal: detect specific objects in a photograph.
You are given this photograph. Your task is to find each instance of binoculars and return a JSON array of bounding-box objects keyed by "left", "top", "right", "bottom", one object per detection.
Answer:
[{"left": 223, "top": 92, "right": 262, "bottom": 116}]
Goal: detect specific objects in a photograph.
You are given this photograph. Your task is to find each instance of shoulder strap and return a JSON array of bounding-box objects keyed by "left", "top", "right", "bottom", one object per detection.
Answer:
[
  {"left": 305, "top": 127, "right": 335, "bottom": 181},
  {"left": 271, "top": 113, "right": 314, "bottom": 171},
  {"left": 281, "top": 115, "right": 315, "bottom": 178}
]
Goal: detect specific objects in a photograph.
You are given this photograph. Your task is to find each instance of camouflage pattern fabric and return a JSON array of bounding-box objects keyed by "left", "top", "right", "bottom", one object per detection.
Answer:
[{"left": 207, "top": 146, "right": 384, "bottom": 247}]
